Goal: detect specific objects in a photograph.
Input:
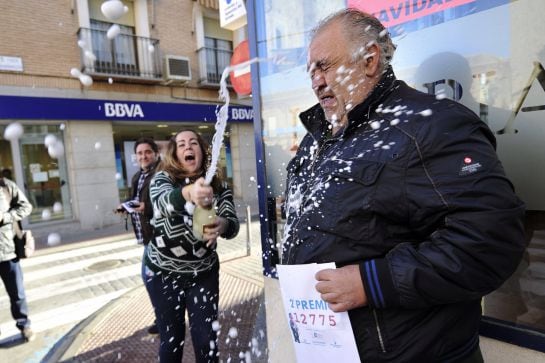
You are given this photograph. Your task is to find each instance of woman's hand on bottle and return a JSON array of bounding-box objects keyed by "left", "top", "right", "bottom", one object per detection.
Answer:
[
  {"left": 203, "top": 216, "right": 228, "bottom": 248},
  {"left": 187, "top": 177, "right": 214, "bottom": 208}
]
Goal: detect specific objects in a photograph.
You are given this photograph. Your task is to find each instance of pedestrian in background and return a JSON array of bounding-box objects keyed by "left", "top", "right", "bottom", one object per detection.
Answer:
[
  {"left": 282, "top": 9, "right": 526, "bottom": 362},
  {"left": 146, "top": 130, "right": 239, "bottom": 362},
  {"left": 116, "top": 137, "right": 160, "bottom": 335},
  {"left": 0, "top": 175, "right": 34, "bottom": 342}
]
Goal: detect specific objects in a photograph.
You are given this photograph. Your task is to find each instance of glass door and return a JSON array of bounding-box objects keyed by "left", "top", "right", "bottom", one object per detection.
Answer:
[{"left": 19, "top": 125, "right": 72, "bottom": 223}]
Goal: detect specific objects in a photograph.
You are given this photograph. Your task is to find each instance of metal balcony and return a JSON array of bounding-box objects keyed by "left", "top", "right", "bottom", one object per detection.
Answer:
[
  {"left": 77, "top": 28, "right": 162, "bottom": 81},
  {"left": 197, "top": 46, "right": 233, "bottom": 87}
]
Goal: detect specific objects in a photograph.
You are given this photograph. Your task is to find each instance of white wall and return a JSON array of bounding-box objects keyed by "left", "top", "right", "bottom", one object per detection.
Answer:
[
  {"left": 65, "top": 121, "right": 120, "bottom": 229},
  {"left": 229, "top": 123, "right": 258, "bottom": 210}
]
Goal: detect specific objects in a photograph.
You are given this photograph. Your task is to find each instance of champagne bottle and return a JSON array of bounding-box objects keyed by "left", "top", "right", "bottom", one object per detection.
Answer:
[{"left": 192, "top": 204, "right": 216, "bottom": 241}]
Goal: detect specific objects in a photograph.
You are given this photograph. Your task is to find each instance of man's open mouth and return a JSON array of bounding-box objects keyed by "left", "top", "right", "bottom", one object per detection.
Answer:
[{"left": 320, "top": 95, "right": 336, "bottom": 108}]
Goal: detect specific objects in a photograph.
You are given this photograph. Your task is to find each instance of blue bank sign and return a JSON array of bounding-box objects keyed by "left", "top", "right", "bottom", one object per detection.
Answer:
[{"left": 0, "top": 95, "right": 253, "bottom": 123}]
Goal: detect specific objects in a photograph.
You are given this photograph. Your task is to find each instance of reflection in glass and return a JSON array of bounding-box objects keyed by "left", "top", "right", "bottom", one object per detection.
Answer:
[{"left": 19, "top": 125, "right": 72, "bottom": 223}]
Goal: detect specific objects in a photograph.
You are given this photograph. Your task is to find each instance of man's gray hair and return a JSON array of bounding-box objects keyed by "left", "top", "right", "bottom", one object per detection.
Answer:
[{"left": 310, "top": 9, "right": 396, "bottom": 72}]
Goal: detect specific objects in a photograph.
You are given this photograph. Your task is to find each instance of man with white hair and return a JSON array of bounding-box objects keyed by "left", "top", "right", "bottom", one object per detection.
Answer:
[{"left": 282, "top": 9, "right": 526, "bottom": 362}]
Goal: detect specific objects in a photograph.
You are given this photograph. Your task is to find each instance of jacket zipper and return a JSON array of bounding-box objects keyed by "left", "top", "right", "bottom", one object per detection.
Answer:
[
  {"left": 373, "top": 309, "right": 387, "bottom": 353},
  {"left": 286, "top": 140, "right": 331, "bottom": 263}
]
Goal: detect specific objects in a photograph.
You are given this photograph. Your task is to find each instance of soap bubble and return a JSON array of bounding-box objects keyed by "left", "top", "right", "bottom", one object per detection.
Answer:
[
  {"left": 47, "top": 233, "right": 61, "bottom": 246},
  {"left": 79, "top": 74, "right": 93, "bottom": 87},
  {"left": 48, "top": 141, "right": 65, "bottom": 159},
  {"left": 420, "top": 109, "right": 433, "bottom": 117},
  {"left": 84, "top": 50, "right": 97, "bottom": 62},
  {"left": 70, "top": 68, "right": 82, "bottom": 78},
  {"left": 44, "top": 134, "right": 57, "bottom": 147},
  {"left": 3, "top": 122, "right": 24, "bottom": 140},
  {"left": 228, "top": 327, "right": 238, "bottom": 339},
  {"left": 42, "top": 209, "right": 51, "bottom": 220},
  {"left": 94, "top": 141, "right": 102, "bottom": 150},
  {"left": 53, "top": 202, "right": 63, "bottom": 213},
  {"left": 101, "top": 0, "right": 126, "bottom": 21},
  {"left": 107, "top": 24, "right": 121, "bottom": 39}
]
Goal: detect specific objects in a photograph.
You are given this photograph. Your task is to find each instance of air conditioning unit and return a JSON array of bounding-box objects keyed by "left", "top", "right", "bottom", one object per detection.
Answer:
[{"left": 164, "top": 55, "right": 191, "bottom": 82}]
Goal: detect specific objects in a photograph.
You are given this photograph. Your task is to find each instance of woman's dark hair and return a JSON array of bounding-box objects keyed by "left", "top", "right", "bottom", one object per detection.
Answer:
[{"left": 157, "top": 129, "right": 222, "bottom": 190}]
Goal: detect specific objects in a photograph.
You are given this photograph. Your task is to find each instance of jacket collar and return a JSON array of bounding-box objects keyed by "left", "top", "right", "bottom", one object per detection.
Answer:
[
  {"left": 299, "top": 67, "right": 397, "bottom": 141},
  {"left": 141, "top": 159, "right": 159, "bottom": 174}
]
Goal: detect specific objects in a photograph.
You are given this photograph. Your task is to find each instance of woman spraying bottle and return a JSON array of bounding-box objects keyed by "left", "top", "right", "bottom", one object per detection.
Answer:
[{"left": 145, "top": 129, "right": 239, "bottom": 362}]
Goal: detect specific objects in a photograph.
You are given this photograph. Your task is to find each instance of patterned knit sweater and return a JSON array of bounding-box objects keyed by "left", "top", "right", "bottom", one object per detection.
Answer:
[{"left": 145, "top": 170, "right": 239, "bottom": 277}]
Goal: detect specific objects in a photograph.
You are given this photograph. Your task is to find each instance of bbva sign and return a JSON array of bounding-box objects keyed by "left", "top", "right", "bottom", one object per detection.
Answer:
[
  {"left": 231, "top": 107, "right": 253, "bottom": 120},
  {"left": 104, "top": 102, "right": 144, "bottom": 118}
]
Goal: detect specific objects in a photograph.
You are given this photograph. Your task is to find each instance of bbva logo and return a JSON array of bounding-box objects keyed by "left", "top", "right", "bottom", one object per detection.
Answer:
[
  {"left": 231, "top": 108, "right": 253, "bottom": 120},
  {"left": 104, "top": 102, "right": 145, "bottom": 118}
]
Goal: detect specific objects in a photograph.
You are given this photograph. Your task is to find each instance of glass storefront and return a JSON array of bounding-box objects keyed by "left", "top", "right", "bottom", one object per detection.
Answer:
[
  {"left": 21, "top": 125, "right": 72, "bottom": 223},
  {"left": 1, "top": 123, "right": 72, "bottom": 224},
  {"left": 251, "top": 0, "right": 545, "bottom": 349},
  {"left": 0, "top": 131, "right": 14, "bottom": 179}
]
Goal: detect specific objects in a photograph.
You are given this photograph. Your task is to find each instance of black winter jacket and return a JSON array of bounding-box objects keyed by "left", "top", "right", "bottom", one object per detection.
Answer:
[
  {"left": 283, "top": 69, "right": 526, "bottom": 362},
  {"left": 129, "top": 161, "right": 157, "bottom": 245}
]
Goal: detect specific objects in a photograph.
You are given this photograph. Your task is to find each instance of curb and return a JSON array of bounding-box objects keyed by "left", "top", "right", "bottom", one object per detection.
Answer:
[{"left": 42, "top": 285, "right": 144, "bottom": 363}]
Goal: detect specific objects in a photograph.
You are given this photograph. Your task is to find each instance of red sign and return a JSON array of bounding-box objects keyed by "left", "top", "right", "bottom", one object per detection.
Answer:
[
  {"left": 347, "top": 0, "right": 475, "bottom": 27},
  {"left": 229, "top": 40, "right": 252, "bottom": 96}
]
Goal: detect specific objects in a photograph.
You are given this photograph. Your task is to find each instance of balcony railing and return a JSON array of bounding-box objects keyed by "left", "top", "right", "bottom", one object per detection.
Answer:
[
  {"left": 77, "top": 28, "right": 162, "bottom": 80},
  {"left": 197, "top": 46, "right": 232, "bottom": 86}
]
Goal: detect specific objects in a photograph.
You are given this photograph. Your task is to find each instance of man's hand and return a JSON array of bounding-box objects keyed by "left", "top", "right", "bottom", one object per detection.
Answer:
[
  {"left": 114, "top": 204, "right": 126, "bottom": 214},
  {"left": 315, "top": 264, "right": 367, "bottom": 312},
  {"left": 133, "top": 202, "right": 145, "bottom": 213}
]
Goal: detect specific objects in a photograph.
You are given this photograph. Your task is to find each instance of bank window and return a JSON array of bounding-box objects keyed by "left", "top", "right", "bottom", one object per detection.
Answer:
[{"left": 19, "top": 125, "right": 72, "bottom": 224}]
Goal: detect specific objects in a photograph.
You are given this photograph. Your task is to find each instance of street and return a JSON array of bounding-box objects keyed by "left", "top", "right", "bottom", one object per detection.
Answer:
[
  {"left": 0, "top": 219, "right": 263, "bottom": 362},
  {"left": 0, "top": 237, "right": 143, "bottom": 362}
]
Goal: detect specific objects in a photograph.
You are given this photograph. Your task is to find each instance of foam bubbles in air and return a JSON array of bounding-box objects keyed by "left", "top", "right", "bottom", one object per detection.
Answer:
[
  {"left": 47, "top": 233, "right": 61, "bottom": 246},
  {"left": 3, "top": 122, "right": 24, "bottom": 140}
]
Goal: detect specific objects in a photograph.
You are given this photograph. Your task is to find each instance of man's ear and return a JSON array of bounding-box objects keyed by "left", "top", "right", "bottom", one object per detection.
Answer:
[{"left": 364, "top": 43, "right": 381, "bottom": 77}]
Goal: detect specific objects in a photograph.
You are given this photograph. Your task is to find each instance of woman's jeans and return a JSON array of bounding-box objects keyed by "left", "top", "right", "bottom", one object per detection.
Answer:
[
  {"left": 141, "top": 244, "right": 157, "bottom": 327},
  {"left": 145, "top": 265, "right": 219, "bottom": 363}
]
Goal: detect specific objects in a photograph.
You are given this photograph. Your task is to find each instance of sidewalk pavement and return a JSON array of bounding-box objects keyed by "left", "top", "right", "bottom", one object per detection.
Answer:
[{"left": 42, "top": 220, "right": 268, "bottom": 363}]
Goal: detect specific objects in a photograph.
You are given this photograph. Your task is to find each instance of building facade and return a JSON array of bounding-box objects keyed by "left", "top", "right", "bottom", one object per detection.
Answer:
[
  {"left": 0, "top": 0, "right": 258, "bottom": 236},
  {"left": 246, "top": 0, "right": 545, "bottom": 361}
]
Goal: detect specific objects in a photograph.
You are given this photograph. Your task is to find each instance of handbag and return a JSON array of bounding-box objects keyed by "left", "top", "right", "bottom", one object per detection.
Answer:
[{"left": 13, "top": 220, "right": 35, "bottom": 259}]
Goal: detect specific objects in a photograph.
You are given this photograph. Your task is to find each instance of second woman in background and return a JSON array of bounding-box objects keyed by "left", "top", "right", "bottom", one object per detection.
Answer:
[{"left": 145, "top": 130, "right": 239, "bottom": 362}]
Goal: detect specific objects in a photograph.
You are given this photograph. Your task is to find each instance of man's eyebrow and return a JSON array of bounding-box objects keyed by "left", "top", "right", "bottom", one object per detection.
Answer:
[{"left": 307, "top": 59, "right": 324, "bottom": 72}]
